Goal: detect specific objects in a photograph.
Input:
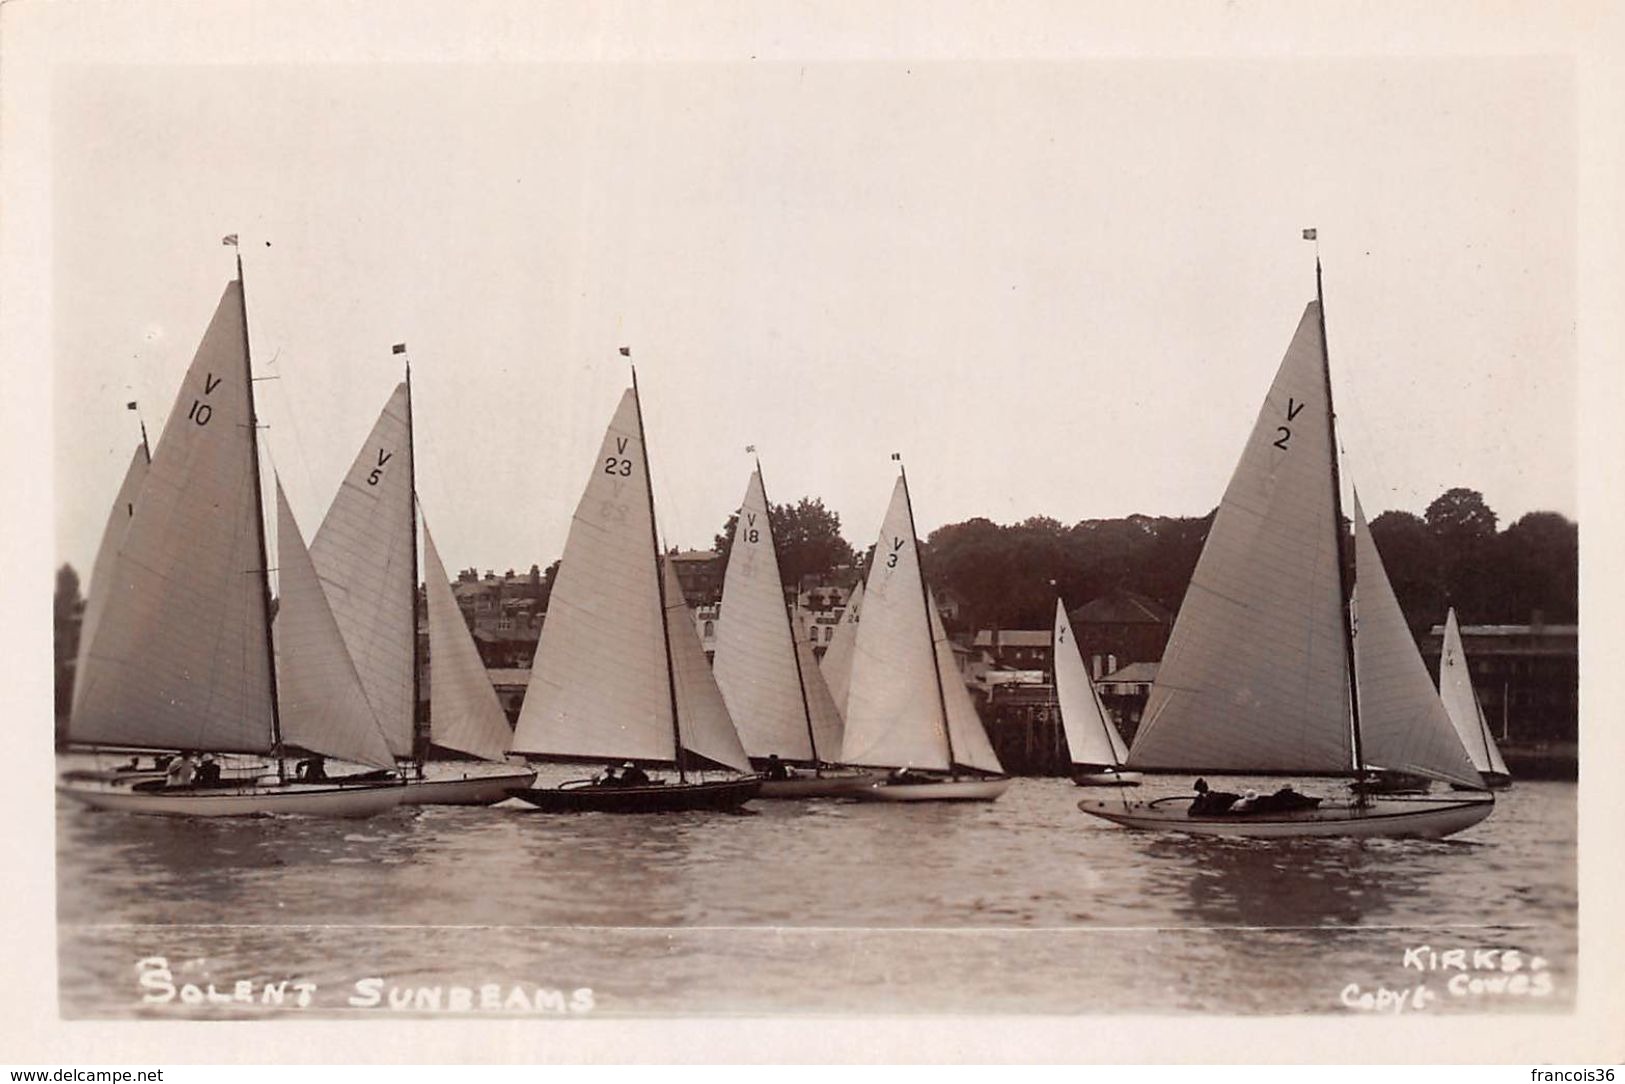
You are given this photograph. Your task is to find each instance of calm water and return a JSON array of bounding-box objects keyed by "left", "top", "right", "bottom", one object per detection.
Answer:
[{"left": 56, "top": 775, "right": 1576, "bottom": 1018}]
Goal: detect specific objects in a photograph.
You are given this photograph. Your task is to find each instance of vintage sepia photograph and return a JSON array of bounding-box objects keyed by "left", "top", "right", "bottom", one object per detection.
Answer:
[{"left": 5, "top": 0, "right": 1622, "bottom": 1066}]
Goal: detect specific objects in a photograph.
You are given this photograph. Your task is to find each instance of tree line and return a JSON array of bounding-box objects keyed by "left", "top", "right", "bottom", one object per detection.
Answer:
[{"left": 712, "top": 485, "right": 1577, "bottom": 637}]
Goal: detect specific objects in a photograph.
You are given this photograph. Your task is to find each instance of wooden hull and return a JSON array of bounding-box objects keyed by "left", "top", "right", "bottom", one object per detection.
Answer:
[
  {"left": 757, "top": 770, "right": 877, "bottom": 799},
  {"left": 857, "top": 776, "right": 1011, "bottom": 803},
  {"left": 58, "top": 779, "right": 406, "bottom": 818},
  {"left": 399, "top": 767, "right": 538, "bottom": 806},
  {"left": 1454, "top": 772, "right": 1512, "bottom": 791},
  {"left": 1071, "top": 768, "right": 1143, "bottom": 787},
  {"left": 510, "top": 777, "right": 760, "bottom": 813},
  {"left": 1077, "top": 793, "right": 1494, "bottom": 839}
]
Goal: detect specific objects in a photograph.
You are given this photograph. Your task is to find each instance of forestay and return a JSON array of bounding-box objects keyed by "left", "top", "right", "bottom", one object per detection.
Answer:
[
  {"left": 422, "top": 513, "right": 516, "bottom": 762},
  {"left": 309, "top": 382, "right": 416, "bottom": 758},
  {"left": 663, "top": 560, "right": 752, "bottom": 773},
  {"left": 931, "top": 588, "right": 1004, "bottom": 774},
  {"left": 1439, "top": 608, "right": 1511, "bottom": 777},
  {"left": 712, "top": 469, "right": 816, "bottom": 761},
  {"left": 1129, "top": 302, "right": 1353, "bottom": 775},
  {"left": 1053, "top": 600, "right": 1128, "bottom": 767},
  {"left": 795, "top": 611, "right": 846, "bottom": 761},
  {"left": 274, "top": 481, "right": 398, "bottom": 772},
  {"left": 72, "top": 444, "right": 149, "bottom": 719},
  {"left": 1352, "top": 498, "right": 1484, "bottom": 788},
  {"left": 511, "top": 388, "right": 674, "bottom": 763},
  {"left": 841, "top": 475, "right": 951, "bottom": 772},
  {"left": 71, "top": 282, "right": 276, "bottom": 755},
  {"left": 820, "top": 580, "right": 862, "bottom": 717}
]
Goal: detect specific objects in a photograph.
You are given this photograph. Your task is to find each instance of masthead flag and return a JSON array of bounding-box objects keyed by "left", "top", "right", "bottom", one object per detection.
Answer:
[
  {"left": 619, "top": 346, "right": 632, "bottom": 357},
  {"left": 890, "top": 452, "right": 901, "bottom": 461},
  {"left": 745, "top": 444, "right": 756, "bottom": 454},
  {"left": 1302, "top": 228, "right": 1317, "bottom": 241},
  {"left": 392, "top": 343, "right": 407, "bottom": 355},
  {"left": 126, "top": 401, "right": 137, "bottom": 410},
  {"left": 222, "top": 234, "right": 239, "bottom": 247}
]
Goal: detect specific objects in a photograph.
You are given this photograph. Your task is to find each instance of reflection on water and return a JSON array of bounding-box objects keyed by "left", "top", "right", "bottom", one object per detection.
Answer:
[{"left": 57, "top": 777, "right": 1576, "bottom": 1017}]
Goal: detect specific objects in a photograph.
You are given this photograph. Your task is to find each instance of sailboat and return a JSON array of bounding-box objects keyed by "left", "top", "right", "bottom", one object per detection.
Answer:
[
  {"left": 1438, "top": 607, "right": 1513, "bottom": 789},
  {"left": 819, "top": 579, "right": 862, "bottom": 717},
  {"left": 58, "top": 257, "right": 404, "bottom": 817},
  {"left": 841, "top": 464, "right": 1010, "bottom": 801},
  {"left": 508, "top": 372, "right": 760, "bottom": 812},
  {"left": 711, "top": 462, "right": 872, "bottom": 798},
  {"left": 306, "top": 370, "right": 536, "bottom": 804},
  {"left": 1052, "top": 600, "right": 1141, "bottom": 786},
  {"left": 1078, "top": 256, "right": 1494, "bottom": 839}
]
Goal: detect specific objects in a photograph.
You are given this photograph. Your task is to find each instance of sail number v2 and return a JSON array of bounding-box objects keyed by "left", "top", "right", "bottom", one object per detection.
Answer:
[{"left": 1272, "top": 397, "right": 1307, "bottom": 450}]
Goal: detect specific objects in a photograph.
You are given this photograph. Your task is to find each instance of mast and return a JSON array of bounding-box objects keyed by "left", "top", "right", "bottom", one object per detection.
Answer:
[
  {"left": 404, "top": 347, "right": 425, "bottom": 777},
  {"left": 1316, "top": 254, "right": 1365, "bottom": 784},
  {"left": 631, "top": 361, "right": 687, "bottom": 782},
  {"left": 756, "top": 452, "right": 824, "bottom": 766},
  {"left": 898, "top": 460, "right": 958, "bottom": 776},
  {"left": 238, "top": 249, "right": 286, "bottom": 784}
]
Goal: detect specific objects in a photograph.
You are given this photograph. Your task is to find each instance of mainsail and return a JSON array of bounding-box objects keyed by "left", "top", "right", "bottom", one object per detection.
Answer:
[
  {"left": 663, "top": 559, "right": 753, "bottom": 773},
  {"left": 422, "top": 513, "right": 515, "bottom": 762},
  {"left": 71, "top": 282, "right": 277, "bottom": 755},
  {"left": 274, "top": 481, "right": 398, "bottom": 772},
  {"left": 841, "top": 475, "right": 949, "bottom": 771},
  {"left": 510, "top": 388, "right": 675, "bottom": 764},
  {"left": 1438, "top": 608, "right": 1511, "bottom": 778},
  {"left": 820, "top": 580, "right": 862, "bottom": 717},
  {"left": 1352, "top": 498, "right": 1485, "bottom": 788},
  {"left": 712, "top": 469, "right": 818, "bottom": 762},
  {"left": 309, "top": 382, "right": 416, "bottom": 758},
  {"left": 1053, "top": 600, "right": 1129, "bottom": 768},
  {"left": 1129, "top": 302, "right": 1353, "bottom": 775},
  {"left": 795, "top": 610, "right": 846, "bottom": 761},
  {"left": 71, "top": 444, "right": 149, "bottom": 718}
]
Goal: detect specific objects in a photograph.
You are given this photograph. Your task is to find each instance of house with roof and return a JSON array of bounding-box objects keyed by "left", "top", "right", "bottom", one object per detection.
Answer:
[{"left": 1067, "top": 589, "right": 1173, "bottom": 679}]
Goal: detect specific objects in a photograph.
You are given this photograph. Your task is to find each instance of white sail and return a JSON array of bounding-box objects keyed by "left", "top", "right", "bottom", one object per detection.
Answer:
[
  {"left": 795, "top": 610, "right": 846, "bottom": 762},
  {"left": 820, "top": 579, "right": 862, "bottom": 717},
  {"left": 422, "top": 512, "right": 514, "bottom": 762},
  {"left": 1129, "top": 302, "right": 1354, "bottom": 775},
  {"left": 931, "top": 587, "right": 1004, "bottom": 774},
  {"left": 274, "top": 481, "right": 398, "bottom": 771},
  {"left": 71, "top": 282, "right": 277, "bottom": 755},
  {"left": 309, "top": 382, "right": 416, "bottom": 758},
  {"left": 1053, "top": 599, "right": 1128, "bottom": 767},
  {"left": 1438, "top": 608, "right": 1511, "bottom": 777},
  {"left": 1352, "top": 498, "right": 1484, "bottom": 788},
  {"left": 71, "top": 444, "right": 149, "bottom": 719},
  {"left": 841, "top": 474, "right": 951, "bottom": 771},
  {"left": 511, "top": 388, "right": 675, "bottom": 763},
  {"left": 663, "top": 559, "right": 752, "bottom": 773},
  {"left": 712, "top": 469, "right": 816, "bottom": 762}
]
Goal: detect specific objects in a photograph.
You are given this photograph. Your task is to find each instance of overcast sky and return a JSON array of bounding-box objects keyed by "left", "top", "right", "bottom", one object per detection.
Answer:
[{"left": 40, "top": 13, "right": 1579, "bottom": 582}]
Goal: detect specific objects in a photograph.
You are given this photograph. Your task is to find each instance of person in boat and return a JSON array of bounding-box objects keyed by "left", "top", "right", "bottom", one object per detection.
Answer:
[
  {"left": 297, "top": 755, "right": 327, "bottom": 782},
  {"left": 1189, "top": 777, "right": 1241, "bottom": 815},
  {"left": 117, "top": 756, "right": 142, "bottom": 773},
  {"left": 1248, "top": 783, "right": 1322, "bottom": 814},
  {"left": 594, "top": 765, "right": 622, "bottom": 787},
  {"left": 166, "top": 752, "right": 197, "bottom": 789},
  {"left": 887, "top": 766, "right": 929, "bottom": 785},
  {"left": 764, "top": 754, "right": 790, "bottom": 781},
  {"left": 619, "top": 761, "right": 651, "bottom": 787},
  {"left": 195, "top": 754, "right": 222, "bottom": 787}
]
